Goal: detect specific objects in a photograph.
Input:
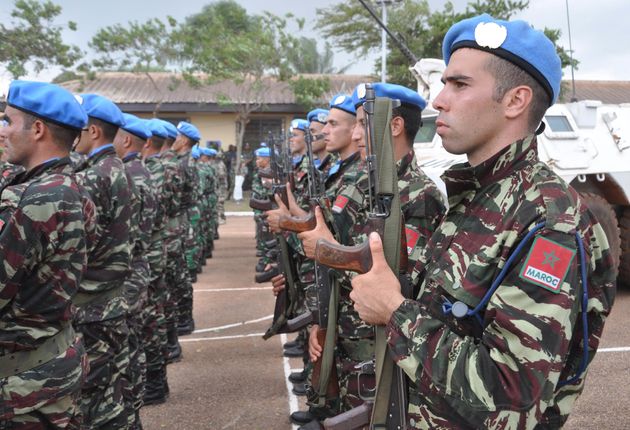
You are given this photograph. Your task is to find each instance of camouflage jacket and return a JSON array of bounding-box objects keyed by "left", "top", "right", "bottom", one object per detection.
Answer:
[
  {"left": 178, "top": 150, "right": 199, "bottom": 212},
  {"left": 387, "top": 136, "right": 616, "bottom": 429},
  {"left": 293, "top": 154, "right": 311, "bottom": 211},
  {"left": 0, "top": 157, "right": 96, "bottom": 353},
  {"left": 74, "top": 144, "right": 132, "bottom": 322},
  {"left": 144, "top": 154, "right": 168, "bottom": 276},
  {"left": 198, "top": 161, "right": 217, "bottom": 219},
  {"left": 161, "top": 149, "right": 184, "bottom": 223},
  {"left": 123, "top": 152, "right": 156, "bottom": 257},
  {"left": 212, "top": 157, "right": 228, "bottom": 193},
  {"left": 0, "top": 161, "right": 24, "bottom": 191}
]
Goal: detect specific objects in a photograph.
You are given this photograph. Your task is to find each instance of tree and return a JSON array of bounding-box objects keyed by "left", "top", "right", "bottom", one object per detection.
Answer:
[
  {"left": 287, "top": 37, "right": 350, "bottom": 74},
  {"left": 316, "top": 0, "right": 577, "bottom": 88},
  {"left": 0, "top": 0, "right": 82, "bottom": 79}
]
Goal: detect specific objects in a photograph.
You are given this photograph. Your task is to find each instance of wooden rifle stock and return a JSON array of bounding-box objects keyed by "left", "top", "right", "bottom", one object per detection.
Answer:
[
  {"left": 274, "top": 184, "right": 289, "bottom": 208},
  {"left": 249, "top": 197, "right": 274, "bottom": 211},
  {"left": 323, "top": 401, "right": 373, "bottom": 430},
  {"left": 258, "top": 167, "right": 273, "bottom": 179},
  {"left": 278, "top": 210, "right": 316, "bottom": 233},
  {"left": 315, "top": 239, "right": 372, "bottom": 274},
  {"left": 309, "top": 328, "right": 340, "bottom": 402}
]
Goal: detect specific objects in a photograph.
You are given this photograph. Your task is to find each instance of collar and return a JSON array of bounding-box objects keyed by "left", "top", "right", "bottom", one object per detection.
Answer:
[
  {"left": 11, "top": 157, "right": 70, "bottom": 185},
  {"left": 442, "top": 135, "right": 538, "bottom": 208},
  {"left": 123, "top": 151, "right": 141, "bottom": 162},
  {"left": 396, "top": 149, "right": 415, "bottom": 177},
  {"left": 88, "top": 143, "right": 115, "bottom": 159}
]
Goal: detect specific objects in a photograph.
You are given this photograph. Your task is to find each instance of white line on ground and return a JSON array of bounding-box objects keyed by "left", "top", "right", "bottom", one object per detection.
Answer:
[
  {"left": 179, "top": 332, "right": 265, "bottom": 342},
  {"left": 191, "top": 314, "right": 273, "bottom": 334},
  {"left": 194, "top": 287, "right": 272, "bottom": 292},
  {"left": 598, "top": 346, "right": 630, "bottom": 353},
  {"left": 281, "top": 333, "right": 300, "bottom": 430}
]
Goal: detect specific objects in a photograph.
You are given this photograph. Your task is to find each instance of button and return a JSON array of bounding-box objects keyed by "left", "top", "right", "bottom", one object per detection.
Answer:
[
  {"left": 432, "top": 268, "right": 440, "bottom": 275},
  {"left": 452, "top": 281, "right": 461, "bottom": 290},
  {"left": 451, "top": 301, "right": 469, "bottom": 318},
  {"left": 410, "top": 419, "right": 416, "bottom": 426}
]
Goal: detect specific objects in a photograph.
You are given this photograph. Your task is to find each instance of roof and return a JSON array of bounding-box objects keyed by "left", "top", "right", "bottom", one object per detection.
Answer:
[
  {"left": 55, "top": 72, "right": 373, "bottom": 113},
  {"left": 559, "top": 80, "right": 630, "bottom": 104}
]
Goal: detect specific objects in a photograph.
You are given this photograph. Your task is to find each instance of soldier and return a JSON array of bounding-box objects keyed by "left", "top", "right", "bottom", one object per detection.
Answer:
[
  {"left": 114, "top": 113, "right": 157, "bottom": 428},
  {"left": 212, "top": 147, "right": 229, "bottom": 226},
  {"left": 350, "top": 14, "right": 616, "bottom": 428},
  {"left": 140, "top": 118, "right": 171, "bottom": 407},
  {"left": 307, "top": 108, "right": 336, "bottom": 174},
  {"left": 0, "top": 80, "right": 96, "bottom": 430},
  {"left": 172, "top": 121, "right": 200, "bottom": 335},
  {"left": 158, "top": 119, "right": 186, "bottom": 363},
  {"left": 72, "top": 93, "right": 133, "bottom": 429},
  {"left": 199, "top": 147, "right": 219, "bottom": 259}
]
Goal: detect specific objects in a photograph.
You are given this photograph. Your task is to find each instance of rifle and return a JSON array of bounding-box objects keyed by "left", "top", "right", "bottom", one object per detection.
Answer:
[{"left": 317, "top": 86, "right": 408, "bottom": 430}]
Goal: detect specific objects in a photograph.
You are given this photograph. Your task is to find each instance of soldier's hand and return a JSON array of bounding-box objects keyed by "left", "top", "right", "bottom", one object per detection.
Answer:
[
  {"left": 286, "top": 182, "right": 308, "bottom": 218},
  {"left": 350, "top": 233, "right": 405, "bottom": 325},
  {"left": 308, "top": 324, "right": 323, "bottom": 362},
  {"left": 271, "top": 274, "right": 285, "bottom": 296},
  {"left": 298, "top": 206, "right": 336, "bottom": 259},
  {"left": 264, "top": 195, "right": 290, "bottom": 233}
]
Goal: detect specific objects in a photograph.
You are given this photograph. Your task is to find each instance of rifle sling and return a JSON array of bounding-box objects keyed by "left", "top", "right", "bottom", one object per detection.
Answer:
[
  {"left": 316, "top": 270, "right": 339, "bottom": 407},
  {"left": 371, "top": 97, "right": 405, "bottom": 429}
]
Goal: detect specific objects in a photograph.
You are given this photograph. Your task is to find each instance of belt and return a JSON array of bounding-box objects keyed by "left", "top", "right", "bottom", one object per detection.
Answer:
[
  {"left": 0, "top": 326, "right": 76, "bottom": 378},
  {"left": 73, "top": 285, "right": 124, "bottom": 308}
]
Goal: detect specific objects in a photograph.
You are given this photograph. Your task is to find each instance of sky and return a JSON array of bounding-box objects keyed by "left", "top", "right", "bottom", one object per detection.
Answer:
[{"left": 1, "top": 0, "right": 629, "bottom": 94}]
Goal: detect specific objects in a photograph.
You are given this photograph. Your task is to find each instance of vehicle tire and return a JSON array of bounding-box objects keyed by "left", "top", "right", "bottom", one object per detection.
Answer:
[
  {"left": 579, "top": 192, "right": 621, "bottom": 278},
  {"left": 618, "top": 206, "right": 630, "bottom": 286}
]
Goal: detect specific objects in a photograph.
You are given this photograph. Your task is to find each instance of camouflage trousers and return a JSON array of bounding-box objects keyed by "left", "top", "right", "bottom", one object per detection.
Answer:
[
  {"left": 164, "top": 218, "right": 187, "bottom": 328},
  {"left": 336, "top": 338, "right": 375, "bottom": 412},
  {"left": 177, "top": 212, "right": 195, "bottom": 325},
  {"left": 76, "top": 316, "right": 131, "bottom": 430},
  {"left": 143, "top": 271, "right": 168, "bottom": 371},
  {"left": 0, "top": 338, "right": 86, "bottom": 430},
  {"left": 185, "top": 205, "right": 203, "bottom": 276},
  {"left": 218, "top": 187, "right": 227, "bottom": 221},
  {"left": 124, "top": 258, "right": 150, "bottom": 428}
]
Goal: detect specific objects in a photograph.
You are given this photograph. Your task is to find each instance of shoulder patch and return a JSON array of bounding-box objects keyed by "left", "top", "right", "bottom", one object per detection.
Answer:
[
  {"left": 519, "top": 236, "right": 576, "bottom": 293},
  {"left": 296, "top": 171, "right": 306, "bottom": 181},
  {"left": 405, "top": 227, "right": 420, "bottom": 255},
  {"left": 0, "top": 219, "right": 4, "bottom": 232},
  {"left": 332, "top": 195, "right": 349, "bottom": 214}
]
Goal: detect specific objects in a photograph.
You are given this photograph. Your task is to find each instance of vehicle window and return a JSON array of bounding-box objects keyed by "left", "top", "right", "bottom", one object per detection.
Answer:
[
  {"left": 545, "top": 115, "right": 574, "bottom": 132},
  {"left": 415, "top": 116, "right": 437, "bottom": 143}
]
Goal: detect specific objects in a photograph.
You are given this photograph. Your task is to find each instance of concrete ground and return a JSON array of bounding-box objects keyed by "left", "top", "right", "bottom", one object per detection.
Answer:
[{"left": 140, "top": 215, "right": 630, "bottom": 430}]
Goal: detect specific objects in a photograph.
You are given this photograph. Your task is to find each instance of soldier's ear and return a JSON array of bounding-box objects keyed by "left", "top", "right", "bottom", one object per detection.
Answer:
[{"left": 390, "top": 116, "right": 405, "bottom": 138}]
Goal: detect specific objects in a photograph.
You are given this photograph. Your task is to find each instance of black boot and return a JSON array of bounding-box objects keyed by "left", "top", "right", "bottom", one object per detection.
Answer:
[
  {"left": 143, "top": 368, "right": 167, "bottom": 406},
  {"left": 166, "top": 326, "right": 182, "bottom": 363}
]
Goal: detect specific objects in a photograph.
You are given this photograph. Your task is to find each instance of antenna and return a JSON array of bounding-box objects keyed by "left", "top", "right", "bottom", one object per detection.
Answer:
[{"left": 565, "top": 0, "right": 577, "bottom": 102}]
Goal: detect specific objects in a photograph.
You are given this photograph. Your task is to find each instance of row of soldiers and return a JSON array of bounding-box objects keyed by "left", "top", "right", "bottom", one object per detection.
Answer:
[
  {"left": 253, "top": 13, "right": 616, "bottom": 430},
  {"left": 0, "top": 80, "right": 226, "bottom": 429}
]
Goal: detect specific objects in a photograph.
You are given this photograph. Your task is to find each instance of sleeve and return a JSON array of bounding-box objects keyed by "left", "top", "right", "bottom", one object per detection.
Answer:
[{"left": 386, "top": 228, "right": 581, "bottom": 416}]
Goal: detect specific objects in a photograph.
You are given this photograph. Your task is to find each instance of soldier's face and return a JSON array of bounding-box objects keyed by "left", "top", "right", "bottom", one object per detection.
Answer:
[
  {"left": 323, "top": 109, "right": 356, "bottom": 158},
  {"left": 433, "top": 48, "right": 504, "bottom": 166},
  {"left": 289, "top": 130, "right": 306, "bottom": 155},
  {"left": 353, "top": 106, "right": 367, "bottom": 160},
  {"left": 0, "top": 107, "right": 34, "bottom": 167},
  {"left": 256, "top": 156, "right": 269, "bottom": 169},
  {"left": 309, "top": 122, "right": 326, "bottom": 154}
]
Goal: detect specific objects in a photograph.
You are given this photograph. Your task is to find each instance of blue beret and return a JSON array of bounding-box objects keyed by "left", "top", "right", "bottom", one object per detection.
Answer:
[
  {"left": 7, "top": 80, "right": 87, "bottom": 130},
  {"left": 290, "top": 119, "right": 309, "bottom": 133},
  {"left": 443, "top": 13, "right": 561, "bottom": 105},
  {"left": 177, "top": 121, "right": 201, "bottom": 142},
  {"left": 199, "top": 147, "right": 215, "bottom": 157},
  {"left": 121, "top": 113, "right": 151, "bottom": 140},
  {"left": 145, "top": 118, "right": 169, "bottom": 139},
  {"left": 329, "top": 93, "right": 356, "bottom": 116},
  {"left": 191, "top": 145, "right": 201, "bottom": 159},
  {"left": 157, "top": 119, "right": 178, "bottom": 139},
  {"left": 79, "top": 93, "right": 125, "bottom": 127},
  {"left": 255, "top": 147, "right": 271, "bottom": 157},
  {"left": 307, "top": 108, "right": 329, "bottom": 124},
  {"left": 352, "top": 83, "right": 427, "bottom": 111}
]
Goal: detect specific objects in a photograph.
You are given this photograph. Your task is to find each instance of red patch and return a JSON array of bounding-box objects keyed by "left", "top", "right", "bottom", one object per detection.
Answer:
[
  {"left": 519, "top": 236, "right": 576, "bottom": 293},
  {"left": 405, "top": 227, "right": 420, "bottom": 255},
  {"left": 296, "top": 171, "right": 306, "bottom": 181},
  {"left": 332, "top": 195, "right": 349, "bottom": 213},
  {"left": 0, "top": 219, "right": 4, "bottom": 231}
]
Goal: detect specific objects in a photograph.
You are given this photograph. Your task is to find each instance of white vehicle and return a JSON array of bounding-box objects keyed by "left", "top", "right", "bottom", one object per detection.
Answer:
[{"left": 413, "top": 59, "right": 630, "bottom": 282}]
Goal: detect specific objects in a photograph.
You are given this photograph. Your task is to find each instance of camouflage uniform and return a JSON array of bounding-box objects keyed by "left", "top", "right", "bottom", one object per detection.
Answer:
[
  {"left": 387, "top": 136, "right": 616, "bottom": 429},
  {"left": 213, "top": 156, "right": 228, "bottom": 223},
  {"left": 0, "top": 161, "right": 24, "bottom": 191},
  {"left": 198, "top": 159, "right": 217, "bottom": 259},
  {"left": 0, "top": 157, "right": 96, "bottom": 429},
  {"left": 142, "top": 153, "right": 170, "bottom": 402},
  {"left": 160, "top": 149, "right": 185, "bottom": 357},
  {"left": 73, "top": 144, "right": 133, "bottom": 430},
  {"left": 185, "top": 157, "right": 205, "bottom": 277},
  {"left": 177, "top": 150, "right": 198, "bottom": 330},
  {"left": 251, "top": 167, "right": 274, "bottom": 265},
  {"left": 122, "top": 152, "right": 157, "bottom": 428}
]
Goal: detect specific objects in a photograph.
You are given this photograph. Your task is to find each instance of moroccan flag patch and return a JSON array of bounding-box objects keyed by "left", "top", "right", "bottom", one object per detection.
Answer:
[
  {"left": 405, "top": 227, "right": 420, "bottom": 255},
  {"left": 332, "top": 195, "right": 349, "bottom": 213},
  {"left": 519, "top": 236, "right": 576, "bottom": 293}
]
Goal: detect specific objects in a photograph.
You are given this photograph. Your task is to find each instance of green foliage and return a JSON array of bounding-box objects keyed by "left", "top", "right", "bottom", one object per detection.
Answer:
[
  {"left": 316, "top": 0, "right": 577, "bottom": 88},
  {"left": 289, "top": 76, "right": 331, "bottom": 108},
  {"left": 0, "top": 0, "right": 82, "bottom": 79},
  {"left": 89, "top": 18, "right": 178, "bottom": 72},
  {"left": 286, "top": 37, "right": 350, "bottom": 74}
]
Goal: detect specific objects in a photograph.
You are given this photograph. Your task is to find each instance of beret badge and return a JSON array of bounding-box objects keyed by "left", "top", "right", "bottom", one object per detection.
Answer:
[{"left": 474, "top": 22, "right": 507, "bottom": 49}]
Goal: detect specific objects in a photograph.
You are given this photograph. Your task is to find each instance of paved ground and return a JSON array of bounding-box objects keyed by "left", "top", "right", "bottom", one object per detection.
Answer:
[{"left": 140, "top": 215, "right": 630, "bottom": 429}]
